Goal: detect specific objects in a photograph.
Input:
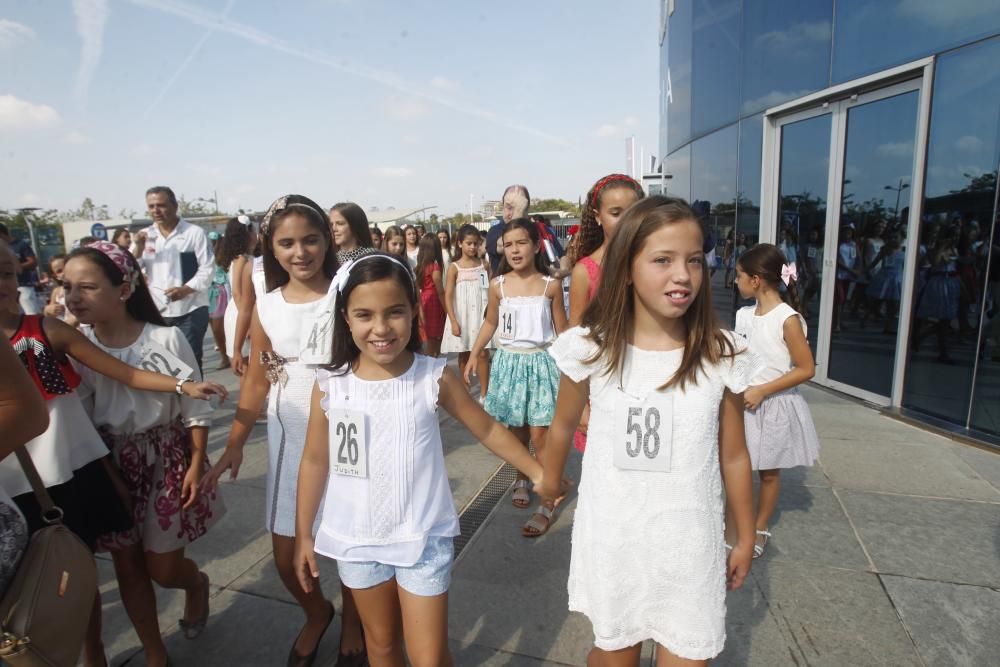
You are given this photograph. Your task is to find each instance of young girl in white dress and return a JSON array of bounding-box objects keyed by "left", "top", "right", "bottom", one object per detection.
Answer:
[
  {"left": 218, "top": 215, "right": 256, "bottom": 370},
  {"left": 64, "top": 242, "right": 230, "bottom": 666},
  {"left": 540, "top": 196, "right": 758, "bottom": 665},
  {"left": 733, "top": 243, "right": 821, "bottom": 559},
  {"left": 203, "top": 195, "right": 365, "bottom": 666},
  {"left": 464, "top": 218, "right": 568, "bottom": 536},
  {"left": 293, "top": 253, "right": 547, "bottom": 667},
  {"left": 0, "top": 240, "right": 226, "bottom": 667},
  {"left": 441, "top": 224, "right": 492, "bottom": 396}
]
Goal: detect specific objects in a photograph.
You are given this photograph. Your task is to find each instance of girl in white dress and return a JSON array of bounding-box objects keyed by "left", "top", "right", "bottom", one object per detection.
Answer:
[
  {"left": 218, "top": 215, "right": 256, "bottom": 370},
  {"left": 540, "top": 196, "right": 757, "bottom": 665},
  {"left": 733, "top": 243, "right": 820, "bottom": 559},
  {"left": 441, "top": 225, "right": 492, "bottom": 395},
  {"left": 64, "top": 242, "right": 230, "bottom": 666},
  {"left": 203, "top": 195, "right": 366, "bottom": 666},
  {"left": 293, "top": 254, "right": 546, "bottom": 667}
]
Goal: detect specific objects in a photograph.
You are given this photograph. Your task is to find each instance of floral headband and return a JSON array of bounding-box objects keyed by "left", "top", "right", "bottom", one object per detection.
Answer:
[
  {"left": 259, "top": 194, "right": 329, "bottom": 236},
  {"left": 87, "top": 240, "right": 141, "bottom": 296}
]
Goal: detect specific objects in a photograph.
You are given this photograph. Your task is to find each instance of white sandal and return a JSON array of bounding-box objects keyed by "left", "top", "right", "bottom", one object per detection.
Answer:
[{"left": 753, "top": 530, "right": 771, "bottom": 559}]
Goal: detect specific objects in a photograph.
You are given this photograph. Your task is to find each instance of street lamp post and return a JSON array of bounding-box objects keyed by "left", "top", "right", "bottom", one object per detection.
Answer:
[
  {"left": 884, "top": 180, "right": 910, "bottom": 225},
  {"left": 15, "top": 207, "right": 41, "bottom": 256}
]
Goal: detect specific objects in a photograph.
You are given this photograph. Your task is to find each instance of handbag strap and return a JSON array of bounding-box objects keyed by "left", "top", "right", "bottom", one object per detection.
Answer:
[{"left": 13, "top": 447, "right": 63, "bottom": 525}]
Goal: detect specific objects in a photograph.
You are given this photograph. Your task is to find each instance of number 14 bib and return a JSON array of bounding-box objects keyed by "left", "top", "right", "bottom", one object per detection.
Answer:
[{"left": 613, "top": 390, "right": 673, "bottom": 473}]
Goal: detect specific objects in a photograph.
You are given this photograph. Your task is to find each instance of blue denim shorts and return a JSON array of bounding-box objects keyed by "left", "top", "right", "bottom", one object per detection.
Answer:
[{"left": 336, "top": 535, "right": 454, "bottom": 597}]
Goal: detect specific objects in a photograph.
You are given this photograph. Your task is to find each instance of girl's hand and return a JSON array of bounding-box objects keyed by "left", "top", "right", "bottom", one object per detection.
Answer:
[
  {"left": 744, "top": 386, "right": 766, "bottom": 411},
  {"left": 294, "top": 536, "right": 320, "bottom": 593},
  {"left": 181, "top": 465, "right": 202, "bottom": 510},
  {"left": 231, "top": 354, "right": 247, "bottom": 377},
  {"left": 578, "top": 404, "right": 591, "bottom": 435},
  {"left": 451, "top": 321, "right": 461, "bottom": 338},
  {"left": 727, "top": 542, "right": 753, "bottom": 590},
  {"left": 201, "top": 447, "right": 243, "bottom": 493},
  {"left": 44, "top": 303, "right": 65, "bottom": 317},
  {"left": 462, "top": 356, "right": 476, "bottom": 388},
  {"left": 182, "top": 381, "right": 229, "bottom": 402}
]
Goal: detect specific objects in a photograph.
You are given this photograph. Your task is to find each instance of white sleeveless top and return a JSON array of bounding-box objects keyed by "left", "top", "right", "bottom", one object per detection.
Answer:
[
  {"left": 257, "top": 287, "right": 326, "bottom": 359},
  {"left": 314, "top": 355, "right": 459, "bottom": 566},
  {"left": 734, "top": 302, "right": 806, "bottom": 384},
  {"left": 496, "top": 275, "right": 557, "bottom": 349},
  {"left": 251, "top": 256, "right": 266, "bottom": 301}
]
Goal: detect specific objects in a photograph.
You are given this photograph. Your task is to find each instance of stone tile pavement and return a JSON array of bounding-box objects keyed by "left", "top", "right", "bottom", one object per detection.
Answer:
[{"left": 100, "top": 347, "right": 999, "bottom": 666}]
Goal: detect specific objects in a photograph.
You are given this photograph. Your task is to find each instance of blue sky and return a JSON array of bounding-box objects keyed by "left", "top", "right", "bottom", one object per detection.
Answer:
[{"left": 0, "top": 0, "right": 660, "bottom": 217}]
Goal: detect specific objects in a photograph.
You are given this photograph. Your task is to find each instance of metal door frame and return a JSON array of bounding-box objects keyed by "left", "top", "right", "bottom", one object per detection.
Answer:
[{"left": 760, "top": 58, "right": 935, "bottom": 406}]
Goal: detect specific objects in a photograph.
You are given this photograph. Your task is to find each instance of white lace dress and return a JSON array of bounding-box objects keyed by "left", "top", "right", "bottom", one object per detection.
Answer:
[{"left": 548, "top": 327, "right": 758, "bottom": 659}]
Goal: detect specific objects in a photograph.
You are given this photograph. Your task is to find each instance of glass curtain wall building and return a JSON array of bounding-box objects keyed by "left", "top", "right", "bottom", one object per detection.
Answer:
[{"left": 659, "top": 0, "right": 1000, "bottom": 444}]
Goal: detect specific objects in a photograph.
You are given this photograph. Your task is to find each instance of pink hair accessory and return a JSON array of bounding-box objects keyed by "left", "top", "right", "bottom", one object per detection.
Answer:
[
  {"left": 780, "top": 262, "right": 798, "bottom": 286},
  {"left": 87, "top": 240, "right": 141, "bottom": 296}
]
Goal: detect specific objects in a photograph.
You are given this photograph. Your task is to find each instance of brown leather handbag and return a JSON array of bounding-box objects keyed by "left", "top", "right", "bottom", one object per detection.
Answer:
[{"left": 0, "top": 448, "right": 98, "bottom": 667}]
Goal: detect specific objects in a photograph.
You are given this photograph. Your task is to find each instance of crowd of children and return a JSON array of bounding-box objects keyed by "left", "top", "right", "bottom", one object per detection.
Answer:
[{"left": 1, "top": 179, "right": 826, "bottom": 667}]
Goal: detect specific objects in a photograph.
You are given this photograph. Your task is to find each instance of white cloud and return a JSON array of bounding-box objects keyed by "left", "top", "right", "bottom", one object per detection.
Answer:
[
  {"left": 72, "top": 0, "right": 110, "bottom": 102},
  {"left": 65, "top": 130, "right": 91, "bottom": 144},
  {"left": 0, "top": 19, "right": 35, "bottom": 49},
  {"left": 875, "top": 141, "right": 914, "bottom": 159},
  {"left": 755, "top": 21, "right": 830, "bottom": 52},
  {"left": 376, "top": 167, "right": 413, "bottom": 178},
  {"left": 954, "top": 135, "right": 984, "bottom": 153},
  {"left": 401, "top": 134, "right": 421, "bottom": 145},
  {"left": 741, "top": 89, "right": 813, "bottom": 114},
  {"left": 595, "top": 124, "right": 620, "bottom": 138},
  {"left": 623, "top": 115, "right": 638, "bottom": 127},
  {"left": 0, "top": 95, "right": 60, "bottom": 129},
  {"left": 131, "top": 143, "right": 154, "bottom": 156},
  {"left": 429, "top": 75, "right": 459, "bottom": 91},
  {"left": 18, "top": 193, "right": 40, "bottom": 206},
  {"left": 381, "top": 96, "right": 429, "bottom": 121}
]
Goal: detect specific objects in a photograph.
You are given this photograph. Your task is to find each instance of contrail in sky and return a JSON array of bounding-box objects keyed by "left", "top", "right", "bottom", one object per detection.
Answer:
[
  {"left": 72, "top": 0, "right": 109, "bottom": 103},
  {"left": 127, "top": 0, "right": 573, "bottom": 146},
  {"left": 141, "top": 0, "right": 236, "bottom": 118}
]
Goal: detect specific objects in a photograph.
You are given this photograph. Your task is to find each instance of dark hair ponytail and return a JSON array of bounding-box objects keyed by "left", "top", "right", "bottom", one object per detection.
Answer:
[
  {"left": 736, "top": 243, "right": 805, "bottom": 315},
  {"left": 66, "top": 247, "right": 167, "bottom": 326},
  {"left": 497, "top": 218, "right": 549, "bottom": 276}
]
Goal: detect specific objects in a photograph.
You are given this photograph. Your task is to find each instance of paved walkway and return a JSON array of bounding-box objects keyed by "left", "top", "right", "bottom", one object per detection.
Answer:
[{"left": 101, "top": 347, "right": 1000, "bottom": 666}]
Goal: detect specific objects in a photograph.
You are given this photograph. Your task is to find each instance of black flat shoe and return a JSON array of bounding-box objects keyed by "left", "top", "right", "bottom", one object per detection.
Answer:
[
  {"left": 334, "top": 648, "right": 369, "bottom": 667},
  {"left": 287, "top": 603, "right": 336, "bottom": 667}
]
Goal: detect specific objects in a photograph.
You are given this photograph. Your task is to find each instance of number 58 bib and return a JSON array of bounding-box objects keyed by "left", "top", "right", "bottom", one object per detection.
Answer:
[{"left": 613, "top": 390, "right": 673, "bottom": 473}]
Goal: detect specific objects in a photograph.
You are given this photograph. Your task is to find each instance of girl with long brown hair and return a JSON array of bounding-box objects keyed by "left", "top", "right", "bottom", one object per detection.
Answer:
[{"left": 540, "top": 196, "right": 757, "bottom": 666}]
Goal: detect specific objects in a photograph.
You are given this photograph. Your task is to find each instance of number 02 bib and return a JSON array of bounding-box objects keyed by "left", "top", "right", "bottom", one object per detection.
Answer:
[
  {"left": 329, "top": 408, "right": 368, "bottom": 478},
  {"left": 613, "top": 390, "right": 673, "bottom": 473}
]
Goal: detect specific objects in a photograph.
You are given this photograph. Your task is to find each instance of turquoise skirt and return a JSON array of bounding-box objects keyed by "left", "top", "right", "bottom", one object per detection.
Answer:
[{"left": 484, "top": 346, "right": 560, "bottom": 427}]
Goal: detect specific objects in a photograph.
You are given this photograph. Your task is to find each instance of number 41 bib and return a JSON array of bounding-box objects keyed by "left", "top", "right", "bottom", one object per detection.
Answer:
[
  {"left": 613, "top": 390, "right": 673, "bottom": 472},
  {"left": 329, "top": 408, "right": 368, "bottom": 478}
]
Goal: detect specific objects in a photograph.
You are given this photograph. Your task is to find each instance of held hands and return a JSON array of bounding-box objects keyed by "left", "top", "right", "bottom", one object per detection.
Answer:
[
  {"left": 726, "top": 542, "right": 752, "bottom": 591},
  {"left": 743, "top": 386, "right": 767, "bottom": 411},
  {"left": 200, "top": 447, "right": 243, "bottom": 494},
  {"left": 44, "top": 303, "right": 66, "bottom": 317},
  {"left": 294, "top": 536, "right": 320, "bottom": 593},
  {"left": 182, "top": 380, "right": 229, "bottom": 402}
]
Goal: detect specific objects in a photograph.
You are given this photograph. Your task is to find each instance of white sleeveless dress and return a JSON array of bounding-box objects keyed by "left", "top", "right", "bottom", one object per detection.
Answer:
[
  {"left": 257, "top": 288, "right": 326, "bottom": 536},
  {"left": 440, "top": 262, "right": 492, "bottom": 353}
]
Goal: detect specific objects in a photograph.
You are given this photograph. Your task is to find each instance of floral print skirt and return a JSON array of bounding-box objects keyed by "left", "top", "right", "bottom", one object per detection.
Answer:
[
  {"left": 96, "top": 418, "right": 225, "bottom": 553},
  {"left": 484, "top": 346, "right": 560, "bottom": 427}
]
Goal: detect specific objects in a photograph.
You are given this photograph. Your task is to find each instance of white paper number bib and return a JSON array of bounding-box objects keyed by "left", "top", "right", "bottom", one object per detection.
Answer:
[
  {"left": 139, "top": 340, "right": 194, "bottom": 380},
  {"left": 613, "top": 391, "right": 673, "bottom": 472},
  {"left": 498, "top": 307, "right": 516, "bottom": 341},
  {"left": 329, "top": 409, "right": 368, "bottom": 478}
]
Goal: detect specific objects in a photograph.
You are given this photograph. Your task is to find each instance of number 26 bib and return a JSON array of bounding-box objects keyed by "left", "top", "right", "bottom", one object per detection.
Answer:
[
  {"left": 613, "top": 390, "right": 673, "bottom": 473},
  {"left": 329, "top": 408, "right": 368, "bottom": 478}
]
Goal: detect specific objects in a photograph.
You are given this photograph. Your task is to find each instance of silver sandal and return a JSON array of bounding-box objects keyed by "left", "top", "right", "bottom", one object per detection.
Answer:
[
  {"left": 522, "top": 503, "right": 555, "bottom": 538},
  {"left": 511, "top": 479, "right": 531, "bottom": 508},
  {"left": 752, "top": 530, "right": 771, "bottom": 559}
]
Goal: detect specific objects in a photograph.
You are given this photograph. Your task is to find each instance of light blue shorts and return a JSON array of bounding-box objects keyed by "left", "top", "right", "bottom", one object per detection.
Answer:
[{"left": 336, "top": 535, "right": 454, "bottom": 597}]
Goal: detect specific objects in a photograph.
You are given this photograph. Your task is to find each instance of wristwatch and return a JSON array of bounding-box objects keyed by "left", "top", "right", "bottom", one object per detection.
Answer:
[{"left": 175, "top": 377, "right": 194, "bottom": 395}]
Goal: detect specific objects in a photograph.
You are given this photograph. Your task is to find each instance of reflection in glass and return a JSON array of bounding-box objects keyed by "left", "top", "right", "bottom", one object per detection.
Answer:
[
  {"left": 901, "top": 37, "right": 1000, "bottom": 436},
  {"left": 666, "top": 0, "right": 693, "bottom": 152},
  {"left": 692, "top": 0, "right": 741, "bottom": 136},
  {"left": 777, "top": 113, "right": 831, "bottom": 354},
  {"left": 827, "top": 91, "right": 919, "bottom": 398},
  {"left": 690, "top": 125, "right": 739, "bottom": 324},
  {"left": 833, "top": 0, "right": 1000, "bottom": 83},
  {"left": 741, "top": 0, "right": 832, "bottom": 115},
  {"left": 663, "top": 145, "right": 691, "bottom": 202},
  {"left": 737, "top": 113, "right": 764, "bottom": 247}
]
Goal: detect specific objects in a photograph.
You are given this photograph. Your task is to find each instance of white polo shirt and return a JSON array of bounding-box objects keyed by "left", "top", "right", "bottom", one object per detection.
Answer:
[{"left": 140, "top": 219, "right": 214, "bottom": 318}]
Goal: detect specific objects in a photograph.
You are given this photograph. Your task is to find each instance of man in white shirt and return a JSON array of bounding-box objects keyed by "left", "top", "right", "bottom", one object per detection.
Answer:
[{"left": 133, "top": 186, "right": 214, "bottom": 372}]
